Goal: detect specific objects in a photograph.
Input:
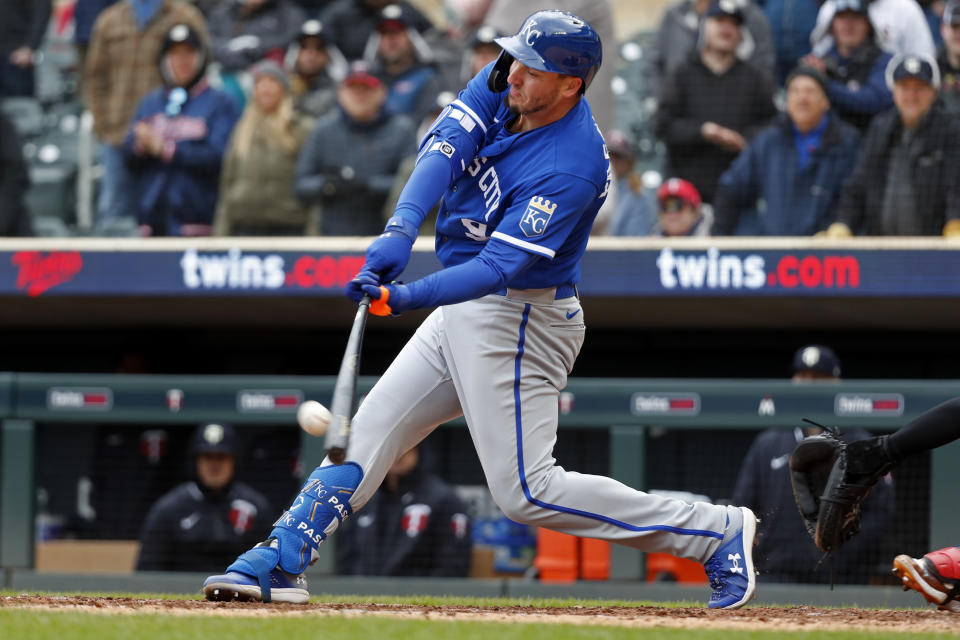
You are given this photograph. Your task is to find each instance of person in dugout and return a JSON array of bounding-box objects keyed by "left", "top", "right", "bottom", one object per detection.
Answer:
[
  {"left": 124, "top": 23, "right": 239, "bottom": 237},
  {"left": 137, "top": 423, "right": 272, "bottom": 572}
]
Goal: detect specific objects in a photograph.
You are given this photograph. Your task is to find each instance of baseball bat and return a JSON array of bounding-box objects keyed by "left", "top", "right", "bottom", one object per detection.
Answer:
[{"left": 324, "top": 294, "right": 371, "bottom": 464}]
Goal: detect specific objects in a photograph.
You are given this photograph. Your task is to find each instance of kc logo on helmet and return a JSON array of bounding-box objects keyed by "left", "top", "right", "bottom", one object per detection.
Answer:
[{"left": 519, "top": 196, "right": 556, "bottom": 237}]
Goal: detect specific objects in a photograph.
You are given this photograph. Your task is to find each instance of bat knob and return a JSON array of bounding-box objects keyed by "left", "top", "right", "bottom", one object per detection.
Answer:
[{"left": 327, "top": 447, "right": 346, "bottom": 465}]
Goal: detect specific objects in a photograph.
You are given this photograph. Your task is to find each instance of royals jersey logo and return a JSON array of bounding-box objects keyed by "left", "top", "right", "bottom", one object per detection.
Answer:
[{"left": 520, "top": 196, "right": 556, "bottom": 237}]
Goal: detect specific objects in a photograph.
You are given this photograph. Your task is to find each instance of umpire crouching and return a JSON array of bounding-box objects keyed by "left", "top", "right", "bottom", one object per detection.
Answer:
[{"left": 136, "top": 424, "right": 272, "bottom": 572}]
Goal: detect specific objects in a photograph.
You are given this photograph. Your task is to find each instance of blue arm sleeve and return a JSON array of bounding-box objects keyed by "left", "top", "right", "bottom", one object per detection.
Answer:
[
  {"left": 391, "top": 61, "right": 503, "bottom": 229},
  {"left": 403, "top": 240, "right": 540, "bottom": 310}
]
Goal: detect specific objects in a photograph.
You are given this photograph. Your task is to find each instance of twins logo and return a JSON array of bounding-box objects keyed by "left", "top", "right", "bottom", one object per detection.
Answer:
[
  {"left": 520, "top": 196, "right": 557, "bottom": 237},
  {"left": 401, "top": 504, "right": 432, "bottom": 537}
]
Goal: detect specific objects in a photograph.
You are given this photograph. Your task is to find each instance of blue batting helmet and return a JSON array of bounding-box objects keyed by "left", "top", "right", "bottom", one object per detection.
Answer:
[{"left": 487, "top": 10, "right": 602, "bottom": 94}]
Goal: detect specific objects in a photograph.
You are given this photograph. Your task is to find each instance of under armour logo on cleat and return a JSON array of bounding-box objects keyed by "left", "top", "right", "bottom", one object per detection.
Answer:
[{"left": 728, "top": 552, "right": 743, "bottom": 574}]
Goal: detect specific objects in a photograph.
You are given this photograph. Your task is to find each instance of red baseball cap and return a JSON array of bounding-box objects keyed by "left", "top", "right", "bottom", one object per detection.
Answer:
[
  {"left": 657, "top": 178, "right": 701, "bottom": 208},
  {"left": 342, "top": 61, "right": 383, "bottom": 89}
]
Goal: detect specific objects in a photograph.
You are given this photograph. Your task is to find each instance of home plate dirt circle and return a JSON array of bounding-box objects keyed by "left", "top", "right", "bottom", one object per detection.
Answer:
[{"left": 2, "top": 595, "right": 958, "bottom": 634}]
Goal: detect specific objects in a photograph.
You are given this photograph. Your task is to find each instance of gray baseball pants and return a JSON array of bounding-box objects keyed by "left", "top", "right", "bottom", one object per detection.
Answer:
[{"left": 340, "top": 288, "right": 729, "bottom": 563}]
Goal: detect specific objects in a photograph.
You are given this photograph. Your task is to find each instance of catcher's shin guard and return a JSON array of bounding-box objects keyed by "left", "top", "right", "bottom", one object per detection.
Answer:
[
  {"left": 893, "top": 546, "right": 960, "bottom": 611},
  {"left": 204, "top": 462, "right": 362, "bottom": 602}
]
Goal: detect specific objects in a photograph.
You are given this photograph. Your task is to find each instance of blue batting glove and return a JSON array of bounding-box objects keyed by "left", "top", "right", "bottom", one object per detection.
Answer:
[
  {"left": 345, "top": 268, "right": 380, "bottom": 303},
  {"left": 362, "top": 282, "right": 412, "bottom": 316},
  {"left": 364, "top": 216, "right": 418, "bottom": 281}
]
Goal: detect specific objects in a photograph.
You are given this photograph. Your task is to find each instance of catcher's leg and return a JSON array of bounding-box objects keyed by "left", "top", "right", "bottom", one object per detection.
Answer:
[{"left": 892, "top": 546, "right": 960, "bottom": 612}]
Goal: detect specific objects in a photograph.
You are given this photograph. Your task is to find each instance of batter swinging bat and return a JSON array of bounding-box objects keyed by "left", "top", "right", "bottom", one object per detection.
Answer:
[{"left": 324, "top": 294, "right": 371, "bottom": 464}]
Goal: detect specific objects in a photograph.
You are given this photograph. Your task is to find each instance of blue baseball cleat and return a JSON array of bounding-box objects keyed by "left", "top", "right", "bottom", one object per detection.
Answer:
[
  {"left": 202, "top": 539, "right": 309, "bottom": 603},
  {"left": 704, "top": 506, "right": 758, "bottom": 610}
]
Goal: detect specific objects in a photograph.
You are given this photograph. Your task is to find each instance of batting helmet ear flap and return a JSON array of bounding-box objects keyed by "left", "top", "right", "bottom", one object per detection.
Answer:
[{"left": 487, "top": 50, "right": 515, "bottom": 93}]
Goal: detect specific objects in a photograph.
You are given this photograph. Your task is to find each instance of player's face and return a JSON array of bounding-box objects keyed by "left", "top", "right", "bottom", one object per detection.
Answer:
[
  {"left": 165, "top": 43, "right": 199, "bottom": 87},
  {"left": 505, "top": 60, "right": 577, "bottom": 116},
  {"left": 196, "top": 452, "right": 235, "bottom": 491},
  {"left": 894, "top": 77, "right": 937, "bottom": 128}
]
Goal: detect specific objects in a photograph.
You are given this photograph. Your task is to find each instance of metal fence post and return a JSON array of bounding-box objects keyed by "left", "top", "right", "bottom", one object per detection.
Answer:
[{"left": 1, "top": 419, "right": 35, "bottom": 569}]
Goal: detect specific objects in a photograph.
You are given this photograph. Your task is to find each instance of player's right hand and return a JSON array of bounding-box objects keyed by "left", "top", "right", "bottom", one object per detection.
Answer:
[{"left": 345, "top": 268, "right": 380, "bottom": 303}]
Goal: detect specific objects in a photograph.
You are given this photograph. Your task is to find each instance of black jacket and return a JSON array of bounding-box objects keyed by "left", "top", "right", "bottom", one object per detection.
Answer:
[
  {"left": 336, "top": 466, "right": 472, "bottom": 577},
  {"left": 319, "top": 0, "right": 432, "bottom": 61},
  {"left": 654, "top": 54, "right": 777, "bottom": 203},
  {"left": 0, "top": 0, "right": 51, "bottom": 55},
  {"left": 0, "top": 112, "right": 32, "bottom": 236},
  {"left": 836, "top": 104, "right": 960, "bottom": 235},
  {"left": 732, "top": 427, "right": 895, "bottom": 583},
  {"left": 136, "top": 480, "right": 273, "bottom": 572}
]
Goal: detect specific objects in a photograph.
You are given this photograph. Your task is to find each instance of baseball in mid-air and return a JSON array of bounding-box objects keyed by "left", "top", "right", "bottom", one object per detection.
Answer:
[{"left": 297, "top": 400, "right": 331, "bottom": 437}]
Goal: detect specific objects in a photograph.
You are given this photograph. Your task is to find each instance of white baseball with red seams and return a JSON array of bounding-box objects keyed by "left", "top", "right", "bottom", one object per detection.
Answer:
[{"left": 297, "top": 400, "right": 331, "bottom": 437}]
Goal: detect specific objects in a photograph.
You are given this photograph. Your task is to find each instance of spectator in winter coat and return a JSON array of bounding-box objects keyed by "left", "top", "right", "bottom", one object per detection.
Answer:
[
  {"left": 214, "top": 61, "right": 313, "bottom": 235},
  {"left": 0, "top": 0, "right": 52, "bottom": 97},
  {"left": 654, "top": 1, "right": 778, "bottom": 204},
  {"left": 605, "top": 130, "right": 656, "bottom": 237},
  {"left": 74, "top": 0, "right": 117, "bottom": 90},
  {"left": 294, "top": 62, "right": 416, "bottom": 235},
  {"left": 368, "top": 4, "right": 443, "bottom": 123},
  {"left": 0, "top": 111, "right": 33, "bottom": 236},
  {"left": 810, "top": 0, "right": 936, "bottom": 59},
  {"left": 643, "top": 0, "right": 776, "bottom": 100},
  {"left": 800, "top": 0, "right": 893, "bottom": 134},
  {"left": 731, "top": 345, "right": 895, "bottom": 584},
  {"left": 319, "top": 0, "right": 432, "bottom": 61},
  {"left": 337, "top": 446, "right": 472, "bottom": 577},
  {"left": 713, "top": 67, "right": 861, "bottom": 236},
  {"left": 826, "top": 54, "right": 960, "bottom": 237},
  {"left": 287, "top": 18, "right": 346, "bottom": 118},
  {"left": 124, "top": 23, "right": 240, "bottom": 236},
  {"left": 137, "top": 423, "right": 273, "bottom": 572},
  {"left": 85, "top": 0, "right": 208, "bottom": 223}
]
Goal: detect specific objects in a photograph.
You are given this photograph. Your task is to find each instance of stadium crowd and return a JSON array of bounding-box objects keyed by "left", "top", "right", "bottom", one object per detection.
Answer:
[{"left": 2, "top": 0, "right": 960, "bottom": 238}]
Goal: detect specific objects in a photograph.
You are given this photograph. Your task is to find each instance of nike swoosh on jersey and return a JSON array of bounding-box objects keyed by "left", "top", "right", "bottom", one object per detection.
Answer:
[
  {"left": 566, "top": 309, "right": 581, "bottom": 320},
  {"left": 180, "top": 512, "right": 201, "bottom": 530},
  {"left": 770, "top": 453, "right": 791, "bottom": 470}
]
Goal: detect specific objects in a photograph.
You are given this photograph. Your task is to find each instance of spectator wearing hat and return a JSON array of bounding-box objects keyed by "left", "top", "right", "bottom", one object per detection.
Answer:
[
  {"left": 731, "top": 345, "right": 895, "bottom": 584},
  {"left": 827, "top": 53, "right": 960, "bottom": 237},
  {"left": 214, "top": 61, "right": 314, "bottom": 235},
  {"left": 713, "top": 67, "right": 860, "bottom": 236},
  {"left": 288, "top": 19, "right": 347, "bottom": 118},
  {"left": 124, "top": 23, "right": 240, "bottom": 237},
  {"left": 209, "top": 0, "right": 306, "bottom": 74},
  {"left": 319, "top": 0, "right": 432, "bottom": 61},
  {"left": 465, "top": 24, "right": 502, "bottom": 82},
  {"left": 937, "top": 0, "right": 960, "bottom": 111},
  {"left": 295, "top": 62, "right": 416, "bottom": 235},
  {"left": 642, "top": 0, "right": 775, "bottom": 101},
  {"left": 85, "top": 0, "right": 208, "bottom": 225},
  {"left": 654, "top": 1, "right": 778, "bottom": 205},
  {"left": 604, "top": 130, "right": 656, "bottom": 236},
  {"left": 137, "top": 423, "right": 273, "bottom": 572},
  {"left": 810, "top": 0, "right": 936, "bottom": 60},
  {"left": 367, "top": 4, "right": 443, "bottom": 123},
  {"left": 800, "top": 0, "right": 893, "bottom": 134},
  {"left": 652, "top": 178, "right": 711, "bottom": 237}
]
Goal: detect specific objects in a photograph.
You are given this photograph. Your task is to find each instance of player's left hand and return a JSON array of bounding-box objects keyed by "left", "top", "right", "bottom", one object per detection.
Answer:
[
  {"left": 363, "top": 216, "right": 418, "bottom": 282},
  {"left": 345, "top": 268, "right": 379, "bottom": 304},
  {"left": 363, "top": 283, "right": 411, "bottom": 316}
]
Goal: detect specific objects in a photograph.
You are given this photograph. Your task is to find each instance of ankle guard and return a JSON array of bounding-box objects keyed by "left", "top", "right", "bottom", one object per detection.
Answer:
[{"left": 227, "top": 462, "right": 362, "bottom": 580}]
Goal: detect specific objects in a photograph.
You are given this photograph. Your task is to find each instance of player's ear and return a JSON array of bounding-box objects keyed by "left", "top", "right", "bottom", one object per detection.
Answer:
[{"left": 559, "top": 74, "right": 582, "bottom": 98}]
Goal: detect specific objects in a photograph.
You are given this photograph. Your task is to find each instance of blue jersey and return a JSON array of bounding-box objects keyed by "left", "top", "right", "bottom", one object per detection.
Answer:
[{"left": 427, "top": 65, "right": 610, "bottom": 290}]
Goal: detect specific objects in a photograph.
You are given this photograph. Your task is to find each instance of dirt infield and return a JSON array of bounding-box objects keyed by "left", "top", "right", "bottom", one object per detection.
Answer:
[{"left": 2, "top": 595, "right": 959, "bottom": 633}]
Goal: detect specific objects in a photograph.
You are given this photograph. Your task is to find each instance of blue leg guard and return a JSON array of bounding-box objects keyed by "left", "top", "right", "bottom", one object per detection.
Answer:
[{"left": 213, "top": 462, "right": 362, "bottom": 602}]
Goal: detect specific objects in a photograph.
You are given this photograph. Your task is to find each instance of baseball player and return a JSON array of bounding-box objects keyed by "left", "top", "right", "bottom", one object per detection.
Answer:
[
  {"left": 790, "top": 397, "right": 960, "bottom": 611},
  {"left": 203, "top": 10, "right": 758, "bottom": 610}
]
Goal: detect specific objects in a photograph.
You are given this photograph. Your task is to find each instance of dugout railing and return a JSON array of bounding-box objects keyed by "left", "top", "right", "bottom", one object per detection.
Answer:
[{"left": 2, "top": 373, "right": 959, "bottom": 584}]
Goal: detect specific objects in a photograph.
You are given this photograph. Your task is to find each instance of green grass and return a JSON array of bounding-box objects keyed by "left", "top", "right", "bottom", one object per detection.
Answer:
[{"left": 0, "top": 609, "right": 955, "bottom": 640}]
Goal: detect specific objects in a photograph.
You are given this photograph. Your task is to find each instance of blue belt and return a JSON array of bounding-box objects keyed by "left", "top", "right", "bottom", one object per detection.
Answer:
[{"left": 494, "top": 284, "right": 579, "bottom": 299}]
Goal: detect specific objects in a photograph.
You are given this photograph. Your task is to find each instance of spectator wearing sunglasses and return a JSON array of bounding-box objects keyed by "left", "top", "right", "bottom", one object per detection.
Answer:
[
  {"left": 651, "top": 178, "right": 712, "bottom": 237},
  {"left": 124, "top": 23, "right": 240, "bottom": 237}
]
